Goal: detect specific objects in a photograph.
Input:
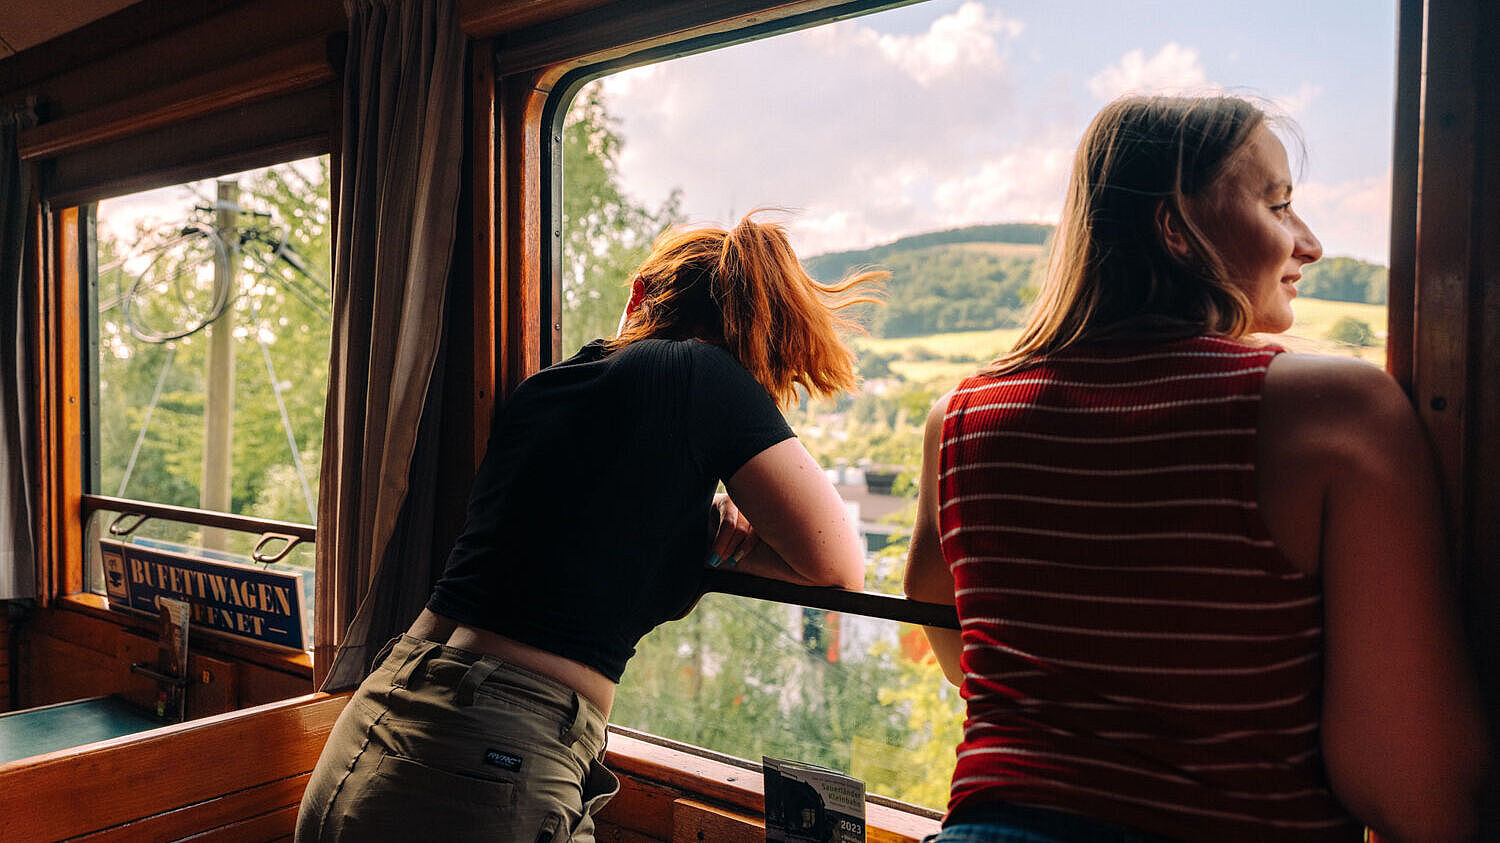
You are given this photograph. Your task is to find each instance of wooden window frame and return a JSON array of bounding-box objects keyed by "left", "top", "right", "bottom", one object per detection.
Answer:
[{"left": 20, "top": 26, "right": 340, "bottom": 680}]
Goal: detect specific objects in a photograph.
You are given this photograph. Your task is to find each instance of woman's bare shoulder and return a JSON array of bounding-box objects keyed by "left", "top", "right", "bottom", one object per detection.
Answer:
[
  {"left": 1264, "top": 352, "right": 1415, "bottom": 438},
  {"left": 1260, "top": 349, "right": 1422, "bottom": 474}
]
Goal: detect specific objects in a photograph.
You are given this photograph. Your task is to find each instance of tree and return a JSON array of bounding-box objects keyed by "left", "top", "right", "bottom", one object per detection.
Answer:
[
  {"left": 1298, "top": 256, "right": 1387, "bottom": 304},
  {"left": 1326, "top": 315, "right": 1377, "bottom": 347},
  {"left": 93, "top": 158, "right": 333, "bottom": 548},
  {"left": 560, "top": 83, "right": 681, "bottom": 353}
]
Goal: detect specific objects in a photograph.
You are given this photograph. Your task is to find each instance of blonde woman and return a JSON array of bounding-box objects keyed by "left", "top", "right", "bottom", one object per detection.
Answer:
[
  {"left": 905, "top": 97, "right": 1487, "bottom": 842},
  {"left": 298, "top": 213, "right": 882, "bottom": 842}
]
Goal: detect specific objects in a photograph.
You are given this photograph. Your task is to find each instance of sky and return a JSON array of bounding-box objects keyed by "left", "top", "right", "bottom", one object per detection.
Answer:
[{"left": 592, "top": 0, "right": 1399, "bottom": 263}]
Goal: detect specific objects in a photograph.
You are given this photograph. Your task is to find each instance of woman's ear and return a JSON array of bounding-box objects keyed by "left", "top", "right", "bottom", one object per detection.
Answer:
[
  {"left": 617, "top": 275, "right": 648, "bottom": 335},
  {"left": 1155, "top": 201, "right": 1193, "bottom": 262},
  {"left": 626, "top": 275, "right": 647, "bottom": 315}
]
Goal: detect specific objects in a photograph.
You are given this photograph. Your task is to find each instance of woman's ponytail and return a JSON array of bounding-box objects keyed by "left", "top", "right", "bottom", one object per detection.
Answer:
[{"left": 611, "top": 211, "right": 884, "bottom": 406}]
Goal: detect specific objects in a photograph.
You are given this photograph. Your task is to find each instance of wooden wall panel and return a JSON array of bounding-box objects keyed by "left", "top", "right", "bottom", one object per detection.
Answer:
[
  {"left": 1413, "top": 0, "right": 1476, "bottom": 544},
  {"left": 18, "top": 604, "right": 311, "bottom": 712},
  {"left": 597, "top": 775, "right": 680, "bottom": 840},
  {"left": 71, "top": 775, "right": 310, "bottom": 842},
  {"left": 496, "top": 72, "right": 550, "bottom": 393},
  {"left": 19, "top": 630, "right": 118, "bottom": 708},
  {"left": 0, "top": 693, "right": 343, "bottom": 843},
  {"left": 1466, "top": 0, "right": 1500, "bottom": 835},
  {"left": 671, "top": 799, "right": 763, "bottom": 842},
  {"left": 0, "top": 0, "right": 342, "bottom": 121},
  {"left": 601, "top": 731, "right": 939, "bottom": 843}
]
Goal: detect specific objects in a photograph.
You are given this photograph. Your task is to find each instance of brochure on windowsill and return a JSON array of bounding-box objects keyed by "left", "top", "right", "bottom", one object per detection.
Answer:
[
  {"left": 763, "top": 756, "right": 866, "bottom": 843},
  {"left": 157, "top": 597, "right": 190, "bottom": 722}
]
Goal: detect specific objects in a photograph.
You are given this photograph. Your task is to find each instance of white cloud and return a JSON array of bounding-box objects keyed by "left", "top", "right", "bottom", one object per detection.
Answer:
[
  {"left": 929, "top": 137, "right": 1074, "bottom": 224},
  {"left": 859, "top": 2, "right": 1024, "bottom": 87},
  {"left": 594, "top": 5, "right": 1035, "bottom": 256},
  {"left": 1270, "top": 81, "right": 1322, "bottom": 119},
  {"left": 1087, "top": 43, "right": 1209, "bottom": 100},
  {"left": 584, "top": 6, "right": 1382, "bottom": 261},
  {"left": 1295, "top": 170, "right": 1391, "bottom": 263}
]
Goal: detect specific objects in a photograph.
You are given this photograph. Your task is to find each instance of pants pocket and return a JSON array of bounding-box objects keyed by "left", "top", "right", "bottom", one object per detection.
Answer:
[
  {"left": 374, "top": 752, "right": 518, "bottom": 806},
  {"left": 327, "top": 752, "right": 516, "bottom": 841},
  {"left": 566, "top": 758, "right": 621, "bottom": 841}
]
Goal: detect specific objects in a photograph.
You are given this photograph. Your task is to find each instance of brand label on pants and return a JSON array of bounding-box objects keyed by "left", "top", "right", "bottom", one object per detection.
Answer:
[{"left": 484, "top": 749, "right": 524, "bottom": 772}]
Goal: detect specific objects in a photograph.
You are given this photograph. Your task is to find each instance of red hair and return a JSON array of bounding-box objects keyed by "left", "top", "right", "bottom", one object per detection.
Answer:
[{"left": 609, "top": 211, "right": 884, "bottom": 406}]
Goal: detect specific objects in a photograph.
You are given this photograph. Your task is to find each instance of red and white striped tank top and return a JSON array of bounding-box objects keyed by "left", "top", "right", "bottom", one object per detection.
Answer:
[{"left": 938, "top": 335, "right": 1359, "bottom": 842}]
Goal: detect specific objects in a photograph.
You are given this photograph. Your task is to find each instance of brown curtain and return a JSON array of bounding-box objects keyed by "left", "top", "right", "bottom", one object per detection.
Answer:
[
  {"left": 315, "top": 0, "right": 467, "bottom": 690},
  {"left": 0, "top": 104, "right": 38, "bottom": 601}
]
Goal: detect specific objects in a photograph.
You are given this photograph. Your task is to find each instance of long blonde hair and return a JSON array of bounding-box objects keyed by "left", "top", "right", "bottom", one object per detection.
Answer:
[
  {"left": 609, "top": 211, "right": 885, "bottom": 406},
  {"left": 986, "top": 95, "right": 1270, "bottom": 376}
]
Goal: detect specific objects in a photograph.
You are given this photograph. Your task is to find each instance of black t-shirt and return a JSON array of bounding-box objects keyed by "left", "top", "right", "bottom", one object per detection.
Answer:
[{"left": 426, "top": 338, "right": 795, "bottom": 682}]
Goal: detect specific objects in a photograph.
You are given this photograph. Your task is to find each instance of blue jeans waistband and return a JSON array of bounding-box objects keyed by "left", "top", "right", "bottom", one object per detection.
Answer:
[{"left": 934, "top": 802, "right": 1173, "bottom": 843}]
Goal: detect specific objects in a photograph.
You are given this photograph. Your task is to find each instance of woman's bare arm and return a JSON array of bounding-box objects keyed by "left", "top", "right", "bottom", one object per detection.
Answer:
[
  {"left": 1264, "top": 355, "right": 1488, "bottom": 842},
  {"left": 721, "top": 437, "right": 865, "bottom": 590},
  {"left": 904, "top": 394, "right": 963, "bottom": 685}
]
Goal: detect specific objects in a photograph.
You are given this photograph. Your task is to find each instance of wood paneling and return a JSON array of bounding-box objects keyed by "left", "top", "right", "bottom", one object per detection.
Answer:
[
  {"left": 671, "top": 798, "right": 763, "bottom": 842},
  {"left": 0, "top": 693, "right": 343, "bottom": 843},
  {"left": 602, "top": 731, "right": 939, "bottom": 842},
  {"left": 18, "top": 39, "right": 334, "bottom": 162},
  {"left": 1465, "top": 0, "right": 1500, "bottom": 834},
  {"left": 497, "top": 71, "right": 549, "bottom": 393},
  {"left": 1413, "top": 0, "right": 1477, "bottom": 543},
  {"left": 598, "top": 774, "right": 681, "bottom": 840},
  {"left": 70, "top": 774, "right": 310, "bottom": 842},
  {"left": 20, "top": 601, "right": 310, "bottom": 711},
  {"left": 0, "top": 0, "right": 342, "bottom": 121},
  {"left": 487, "top": 0, "right": 895, "bottom": 78}
]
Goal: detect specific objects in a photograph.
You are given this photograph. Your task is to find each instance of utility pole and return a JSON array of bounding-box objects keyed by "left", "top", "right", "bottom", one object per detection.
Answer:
[{"left": 200, "top": 179, "right": 237, "bottom": 551}]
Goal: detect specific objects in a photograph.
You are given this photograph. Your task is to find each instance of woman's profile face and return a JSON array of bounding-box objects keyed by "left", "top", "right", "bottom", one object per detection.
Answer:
[{"left": 1190, "top": 124, "right": 1324, "bottom": 334}]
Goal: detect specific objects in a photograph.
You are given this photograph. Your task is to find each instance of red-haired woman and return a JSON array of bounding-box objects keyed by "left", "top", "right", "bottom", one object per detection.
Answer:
[
  {"left": 297, "top": 213, "right": 883, "bottom": 842},
  {"left": 905, "top": 96, "right": 1487, "bottom": 842}
]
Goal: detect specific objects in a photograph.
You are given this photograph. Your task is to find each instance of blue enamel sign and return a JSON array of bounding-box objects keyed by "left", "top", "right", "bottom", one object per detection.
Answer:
[{"left": 100, "top": 538, "right": 307, "bottom": 650}]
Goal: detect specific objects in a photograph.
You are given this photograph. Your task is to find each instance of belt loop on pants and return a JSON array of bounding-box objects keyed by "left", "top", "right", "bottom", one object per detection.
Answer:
[
  {"left": 456, "top": 657, "right": 502, "bottom": 706},
  {"left": 369, "top": 636, "right": 400, "bottom": 672},
  {"left": 560, "top": 691, "right": 587, "bottom": 748},
  {"left": 391, "top": 639, "right": 441, "bottom": 689}
]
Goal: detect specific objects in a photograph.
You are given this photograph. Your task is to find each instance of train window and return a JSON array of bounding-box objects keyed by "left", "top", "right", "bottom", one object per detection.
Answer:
[
  {"left": 559, "top": 0, "right": 1395, "bottom": 810},
  {"left": 80, "top": 157, "right": 330, "bottom": 648}
]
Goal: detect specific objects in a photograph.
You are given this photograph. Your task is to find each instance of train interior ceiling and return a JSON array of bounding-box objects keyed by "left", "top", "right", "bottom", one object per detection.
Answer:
[{"left": 1, "top": 0, "right": 1498, "bottom": 840}]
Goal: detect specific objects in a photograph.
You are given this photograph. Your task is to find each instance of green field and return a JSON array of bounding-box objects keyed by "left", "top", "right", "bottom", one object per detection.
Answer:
[{"left": 853, "top": 296, "right": 1389, "bottom": 389}]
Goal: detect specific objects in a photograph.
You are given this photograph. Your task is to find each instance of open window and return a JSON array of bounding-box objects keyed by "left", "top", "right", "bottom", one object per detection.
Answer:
[
  {"left": 553, "top": 0, "right": 1398, "bottom": 812},
  {"left": 79, "top": 158, "right": 330, "bottom": 655}
]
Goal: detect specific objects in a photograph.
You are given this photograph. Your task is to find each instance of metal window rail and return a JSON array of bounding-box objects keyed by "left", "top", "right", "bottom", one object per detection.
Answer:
[
  {"left": 83, "top": 494, "right": 317, "bottom": 541},
  {"left": 82, "top": 494, "right": 316, "bottom": 565},
  {"left": 81, "top": 494, "right": 957, "bottom": 628},
  {"left": 703, "top": 568, "right": 959, "bottom": 630}
]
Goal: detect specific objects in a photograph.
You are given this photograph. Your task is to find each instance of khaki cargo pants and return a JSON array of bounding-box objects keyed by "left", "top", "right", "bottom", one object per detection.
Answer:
[{"left": 296, "top": 635, "right": 618, "bottom": 842}]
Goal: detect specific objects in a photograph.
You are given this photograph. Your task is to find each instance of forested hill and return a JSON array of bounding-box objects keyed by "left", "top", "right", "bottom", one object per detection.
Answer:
[
  {"left": 803, "top": 222, "right": 1052, "bottom": 283},
  {"left": 804, "top": 224, "right": 1051, "bottom": 338},
  {"left": 804, "top": 223, "right": 1389, "bottom": 339}
]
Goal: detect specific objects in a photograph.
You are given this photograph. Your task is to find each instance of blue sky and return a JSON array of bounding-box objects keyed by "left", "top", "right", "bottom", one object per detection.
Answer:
[{"left": 595, "top": 0, "right": 1398, "bottom": 262}]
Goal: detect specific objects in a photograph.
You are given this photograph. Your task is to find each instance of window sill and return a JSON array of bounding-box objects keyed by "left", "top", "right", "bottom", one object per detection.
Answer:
[
  {"left": 603, "top": 726, "right": 942, "bottom": 841},
  {"left": 54, "top": 593, "right": 314, "bottom": 679}
]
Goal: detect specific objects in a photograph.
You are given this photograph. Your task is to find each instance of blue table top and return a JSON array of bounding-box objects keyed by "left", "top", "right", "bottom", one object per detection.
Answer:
[{"left": 0, "top": 696, "right": 166, "bottom": 764}]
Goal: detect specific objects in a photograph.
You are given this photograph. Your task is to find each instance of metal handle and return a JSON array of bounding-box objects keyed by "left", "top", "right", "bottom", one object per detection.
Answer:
[
  {"left": 252, "top": 532, "right": 303, "bottom": 565},
  {"left": 130, "top": 662, "right": 189, "bottom": 687},
  {"left": 108, "top": 511, "right": 150, "bottom": 537}
]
